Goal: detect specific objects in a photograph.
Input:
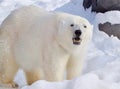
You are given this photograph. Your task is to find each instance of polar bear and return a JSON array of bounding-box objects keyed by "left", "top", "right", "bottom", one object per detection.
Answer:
[{"left": 0, "top": 6, "right": 92, "bottom": 87}]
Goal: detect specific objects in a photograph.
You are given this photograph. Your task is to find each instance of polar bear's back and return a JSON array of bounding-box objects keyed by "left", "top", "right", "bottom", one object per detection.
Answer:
[
  {"left": 0, "top": 5, "right": 55, "bottom": 33},
  {"left": 0, "top": 5, "right": 57, "bottom": 48}
]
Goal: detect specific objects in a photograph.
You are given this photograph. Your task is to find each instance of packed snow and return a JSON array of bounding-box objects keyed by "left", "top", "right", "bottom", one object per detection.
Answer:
[{"left": 0, "top": 0, "right": 120, "bottom": 89}]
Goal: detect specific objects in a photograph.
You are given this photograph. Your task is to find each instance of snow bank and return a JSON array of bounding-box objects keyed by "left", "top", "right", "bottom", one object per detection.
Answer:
[
  {"left": 22, "top": 73, "right": 120, "bottom": 89},
  {"left": 85, "top": 10, "right": 120, "bottom": 88},
  {"left": 95, "top": 11, "right": 120, "bottom": 24}
]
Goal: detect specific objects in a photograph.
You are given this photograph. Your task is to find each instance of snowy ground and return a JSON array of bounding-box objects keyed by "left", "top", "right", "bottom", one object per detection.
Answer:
[{"left": 0, "top": 0, "right": 120, "bottom": 89}]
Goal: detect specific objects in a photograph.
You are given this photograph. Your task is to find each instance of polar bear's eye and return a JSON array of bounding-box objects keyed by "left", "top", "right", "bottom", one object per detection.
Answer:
[
  {"left": 84, "top": 25, "right": 87, "bottom": 28},
  {"left": 70, "top": 24, "right": 74, "bottom": 27}
]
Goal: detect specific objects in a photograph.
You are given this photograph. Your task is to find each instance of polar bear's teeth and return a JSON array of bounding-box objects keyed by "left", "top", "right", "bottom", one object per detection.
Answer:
[{"left": 73, "top": 38, "right": 81, "bottom": 45}]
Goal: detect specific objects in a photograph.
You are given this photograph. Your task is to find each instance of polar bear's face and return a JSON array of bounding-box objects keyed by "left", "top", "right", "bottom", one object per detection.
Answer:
[{"left": 57, "top": 14, "right": 93, "bottom": 53}]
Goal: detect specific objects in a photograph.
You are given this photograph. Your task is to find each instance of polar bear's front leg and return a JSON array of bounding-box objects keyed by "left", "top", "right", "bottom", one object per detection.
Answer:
[
  {"left": 25, "top": 69, "right": 43, "bottom": 85},
  {"left": 44, "top": 65, "right": 65, "bottom": 81},
  {"left": 44, "top": 58, "right": 68, "bottom": 82},
  {"left": 67, "top": 54, "right": 84, "bottom": 80}
]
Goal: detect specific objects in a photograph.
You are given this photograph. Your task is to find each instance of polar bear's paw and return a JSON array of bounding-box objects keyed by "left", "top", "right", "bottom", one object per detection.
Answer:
[{"left": 0, "top": 82, "right": 18, "bottom": 88}]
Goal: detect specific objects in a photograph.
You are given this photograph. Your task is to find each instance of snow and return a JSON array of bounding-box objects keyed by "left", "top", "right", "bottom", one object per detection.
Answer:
[
  {"left": 21, "top": 73, "right": 120, "bottom": 89},
  {"left": 0, "top": 0, "right": 120, "bottom": 89}
]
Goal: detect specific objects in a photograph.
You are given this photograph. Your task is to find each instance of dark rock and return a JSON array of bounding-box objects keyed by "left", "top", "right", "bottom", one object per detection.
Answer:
[
  {"left": 99, "top": 22, "right": 120, "bottom": 39},
  {"left": 83, "top": 0, "right": 120, "bottom": 13},
  {"left": 83, "top": 0, "right": 92, "bottom": 9}
]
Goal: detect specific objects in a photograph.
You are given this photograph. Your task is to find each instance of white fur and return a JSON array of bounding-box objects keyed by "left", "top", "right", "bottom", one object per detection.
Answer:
[{"left": 0, "top": 5, "right": 93, "bottom": 85}]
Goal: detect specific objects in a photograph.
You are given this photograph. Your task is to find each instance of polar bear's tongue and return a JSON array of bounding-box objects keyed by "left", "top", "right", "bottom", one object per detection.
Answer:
[{"left": 72, "top": 38, "right": 81, "bottom": 45}]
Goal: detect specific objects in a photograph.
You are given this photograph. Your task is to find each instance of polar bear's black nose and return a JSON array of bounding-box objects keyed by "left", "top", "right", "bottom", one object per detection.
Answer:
[{"left": 75, "top": 30, "right": 82, "bottom": 36}]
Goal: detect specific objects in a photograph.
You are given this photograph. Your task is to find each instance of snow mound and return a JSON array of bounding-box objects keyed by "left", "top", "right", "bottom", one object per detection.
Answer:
[
  {"left": 21, "top": 73, "right": 120, "bottom": 89},
  {"left": 95, "top": 11, "right": 120, "bottom": 24}
]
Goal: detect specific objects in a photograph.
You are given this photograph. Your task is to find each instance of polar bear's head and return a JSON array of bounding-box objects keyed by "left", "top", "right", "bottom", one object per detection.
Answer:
[{"left": 56, "top": 13, "right": 93, "bottom": 53}]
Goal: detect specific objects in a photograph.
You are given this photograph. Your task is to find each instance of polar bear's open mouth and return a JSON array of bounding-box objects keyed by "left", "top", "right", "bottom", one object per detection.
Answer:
[{"left": 72, "top": 37, "right": 81, "bottom": 45}]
